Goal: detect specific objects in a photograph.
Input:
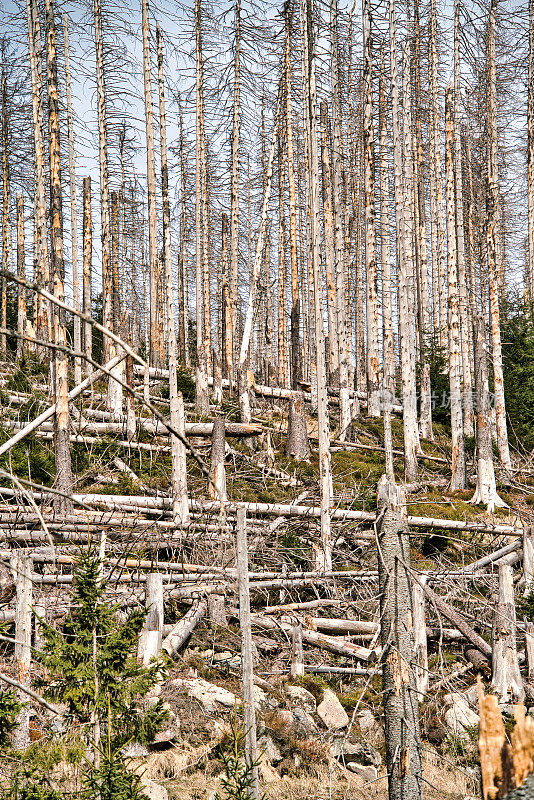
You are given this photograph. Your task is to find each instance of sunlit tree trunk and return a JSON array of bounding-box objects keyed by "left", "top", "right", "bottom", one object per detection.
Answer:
[
  {"left": 82, "top": 176, "right": 92, "bottom": 368},
  {"left": 319, "top": 102, "right": 339, "bottom": 383},
  {"left": 195, "top": 0, "right": 209, "bottom": 414},
  {"left": 379, "top": 50, "right": 394, "bottom": 398},
  {"left": 45, "top": 0, "right": 73, "bottom": 513},
  {"left": 230, "top": 0, "right": 240, "bottom": 379},
  {"left": 16, "top": 195, "right": 26, "bottom": 358},
  {"left": 486, "top": 0, "right": 511, "bottom": 473},
  {"left": 445, "top": 86, "right": 466, "bottom": 491},
  {"left": 63, "top": 16, "right": 81, "bottom": 384}
]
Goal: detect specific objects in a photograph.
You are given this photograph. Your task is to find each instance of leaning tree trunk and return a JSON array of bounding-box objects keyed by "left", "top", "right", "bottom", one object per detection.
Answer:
[
  {"left": 45, "top": 0, "right": 73, "bottom": 514},
  {"left": 377, "top": 475, "right": 423, "bottom": 800},
  {"left": 445, "top": 86, "right": 466, "bottom": 492}
]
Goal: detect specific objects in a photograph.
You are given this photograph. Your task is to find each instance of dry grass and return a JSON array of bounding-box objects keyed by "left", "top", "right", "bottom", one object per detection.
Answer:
[{"left": 164, "top": 751, "right": 475, "bottom": 799}]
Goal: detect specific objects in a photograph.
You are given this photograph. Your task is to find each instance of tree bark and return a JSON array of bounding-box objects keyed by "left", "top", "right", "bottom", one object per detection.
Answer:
[
  {"left": 209, "top": 415, "right": 227, "bottom": 501},
  {"left": 487, "top": 0, "right": 511, "bottom": 473},
  {"left": 445, "top": 86, "right": 466, "bottom": 491},
  {"left": 82, "top": 177, "right": 92, "bottom": 369},
  {"left": 46, "top": 0, "right": 73, "bottom": 514},
  {"left": 63, "top": 16, "right": 81, "bottom": 385},
  {"left": 285, "top": 391, "right": 310, "bottom": 461},
  {"left": 230, "top": 0, "right": 240, "bottom": 380},
  {"left": 492, "top": 564, "right": 524, "bottom": 703},
  {"left": 138, "top": 573, "right": 164, "bottom": 666},
  {"left": 16, "top": 195, "right": 26, "bottom": 358},
  {"left": 305, "top": 0, "right": 333, "bottom": 573},
  {"left": 13, "top": 553, "right": 32, "bottom": 751},
  {"left": 195, "top": 0, "right": 209, "bottom": 415},
  {"left": 362, "top": 0, "right": 381, "bottom": 417},
  {"left": 377, "top": 477, "right": 423, "bottom": 800},
  {"left": 319, "top": 102, "right": 339, "bottom": 383}
]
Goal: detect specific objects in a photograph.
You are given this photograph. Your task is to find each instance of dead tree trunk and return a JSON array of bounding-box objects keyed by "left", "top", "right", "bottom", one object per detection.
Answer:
[
  {"left": 195, "top": 0, "right": 209, "bottom": 416},
  {"left": 82, "top": 176, "right": 92, "bottom": 368},
  {"left": 319, "top": 102, "right": 339, "bottom": 383},
  {"left": 142, "top": 0, "right": 162, "bottom": 369},
  {"left": 236, "top": 507, "right": 260, "bottom": 799},
  {"left": 63, "top": 16, "right": 81, "bottom": 385},
  {"left": 471, "top": 311, "right": 505, "bottom": 511},
  {"left": 1, "top": 68, "right": 9, "bottom": 354},
  {"left": 13, "top": 553, "right": 32, "bottom": 751},
  {"left": 528, "top": 0, "right": 534, "bottom": 301},
  {"left": 94, "top": 0, "right": 113, "bottom": 368},
  {"left": 390, "top": 2, "right": 418, "bottom": 482},
  {"left": 362, "top": 0, "right": 381, "bottom": 417},
  {"left": 487, "top": 0, "right": 511, "bottom": 473},
  {"left": 230, "top": 0, "right": 240, "bottom": 380},
  {"left": 377, "top": 476, "right": 423, "bottom": 800},
  {"left": 138, "top": 573, "right": 164, "bottom": 666},
  {"left": 445, "top": 86, "right": 466, "bottom": 492},
  {"left": 209, "top": 415, "right": 227, "bottom": 501},
  {"left": 157, "top": 25, "right": 189, "bottom": 526},
  {"left": 285, "top": 391, "right": 310, "bottom": 461},
  {"left": 491, "top": 564, "right": 524, "bottom": 703},
  {"left": 46, "top": 0, "right": 73, "bottom": 514},
  {"left": 16, "top": 195, "right": 26, "bottom": 358},
  {"left": 284, "top": 1, "right": 300, "bottom": 389},
  {"left": 305, "top": 0, "right": 333, "bottom": 572},
  {"left": 27, "top": 0, "right": 50, "bottom": 347},
  {"left": 412, "top": 574, "right": 428, "bottom": 698}
]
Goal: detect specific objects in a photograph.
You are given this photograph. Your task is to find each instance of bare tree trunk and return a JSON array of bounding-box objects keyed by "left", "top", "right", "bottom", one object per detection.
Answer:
[
  {"left": 471, "top": 311, "right": 505, "bottom": 511},
  {"left": 390, "top": 4, "right": 418, "bottom": 481},
  {"left": 528, "top": 0, "right": 534, "bottom": 302},
  {"left": 157, "top": 24, "right": 189, "bottom": 525},
  {"left": 195, "top": 0, "right": 209, "bottom": 415},
  {"left": 230, "top": 0, "right": 240, "bottom": 381},
  {"left": 46, "top": 0, "right": 73, "bottom": 514},
  {"left": 27, "top": 0, "right": 50, "bottom": 347},
  {"left": 330, "top": 0, "right": 349, "bottom": 426},
  {"left": 221, "top": 213, "right": 233, "bottom": 382},
  {"left": 236, "top": 508, "right": 260, "bottom": 799},
  {"left": 209, "top": 415, "right": 226, "bottom": 501},
  {"left": 412, "top": 575, "right": 428, "bottom": 698},
  {"left": 178, "top": 99, "right": 190, "bottom": 368},
  {"left": 286, "top": 391, "right": 310, "bottom": 461},
  {"left": 491, "top": 564, "right": 524, "bottom": 703},
  {"left": 305, "top": 0, "right": 333, "bottom": 572},
  {"left": 16, "top": 195, "right": 26, "bottom": 358},
  {"left": 108, "top": 192, "right": 123, "bottom": 418},
  {"left": 487, "top": 0, "right": 511, "bottom": 473},
  {"left": 94, "top": 0, "right": 113, "bottom": 367},
  {"left": 445, "top": 86, "right": 466, "bottom": 492},
  {"left": 320, "top": 102, "right": 339, "bottom": 384},
  {"left": 429, "top": 0, "right": 447, "bottom": 352},
  {"left": 1, "top": 68, "right": 9, "bottom": 354},
  {"left": 63, "top": 16, "right": 81, "bottom": 385},
  {"left": 453, "top": 0, "right": 474, "bottom": 438},
  {"left": 82, "top": 176, "right": 92, "bottom": 369},
  {"left": 142, "top": 0, "right": 161, "bottom": 369},
  {"left": 379, "top": 50, "right": 394, "bottom": 398},
  {"left": 138, "top": 573, "right": 164, "bottom": 666},
  {"left": 277, "top": 128, "right": 288, "bottom": 388},
  {"left": 377, "top": 476, "right": 423, "bottom": 800},
  {"left": 13, "top": 553, "right": 32, "bottom": 751},
  {"left": 284, "top": 2, "right": 300, "bottom": 389},
  {"left": 362, "top": 0, "right": 381, "bottom": 418}
]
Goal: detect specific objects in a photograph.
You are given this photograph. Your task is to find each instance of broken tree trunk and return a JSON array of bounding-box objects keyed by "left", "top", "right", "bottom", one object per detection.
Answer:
[
  {"left": 13, "top": 553, "right": 32, "bottom": 751},
  {"left": 138, "top": 572, "right": 164, "bottom": 666},
  {"left": 285, "top": 391, "right": 310, "bottom": 461},
  {"left": 162, "top": 599, "right": 207, "bottom": 658},
  {"left": 412, "top": 574, "right": 428, "bottom": 698},
  {"left": 236, "top": 507, "right": 260, "bottom": 799},
  {"left": 492, "top": 563, "right": 525, "bottom": 703},
  {"left": 377, "top": 475, "right": 423, "bottom": 800},
  {"left": 208, "top": 415, "right": 227, "bottom": 501}
]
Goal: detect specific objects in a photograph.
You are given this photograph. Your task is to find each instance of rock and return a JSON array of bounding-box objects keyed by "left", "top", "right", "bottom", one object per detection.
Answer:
[
  {"left": 122, "top": 742, "right": 150, "bottom": 758},
  {"left": 149, "top": 727, "right": 180, "bottom": 751},
  {"left": 463, "top": 685, "right": 479, "bottom": 706},
  {"left": 172, "top": 677, "right": 238, "bottom": 713},
  {"left": 213, "top": 650, "right": 233, "bottom": 663},
  {"left": 347, "top": 763, "right": 378, "bottom": 782},
  {"left": 258, "top": 756, "right": 280, "bottom": 783},
  {"left": 330, "top": 737, "right": 381, "bottom": 768},
  {"left": 253, "top": 685, "right": 269, "bottom": 709},
  {"left": 317, "top": 689, "right": 349, "bottom": 730},
  {"left": 356, "top": 709, "right": 375, "bottom": 733},
  {"left": 257, "top": 733, "right": 282, "bottom": 765},
  {"left": 444, "top": 692, "right": 479, "bottom": 739},
  {"left": 139, "top": 778, "right": 169, "bottom": 800},
  {"left": 285, "top": 684, "right": 317, "bottom": 713},
  {"left": 292, "top": 708, "right": 317, "bottom": 735}
]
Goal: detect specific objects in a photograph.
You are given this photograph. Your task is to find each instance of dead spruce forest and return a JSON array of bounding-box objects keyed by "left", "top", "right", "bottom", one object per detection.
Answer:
[{"left": 3, "top": 0, "right": 534, "bottom": 797}]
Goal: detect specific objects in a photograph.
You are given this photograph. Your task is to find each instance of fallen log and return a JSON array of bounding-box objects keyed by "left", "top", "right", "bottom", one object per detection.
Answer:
[
  {"left": 249, "top": 614, "right": 378, "bottom": 662},
  {"left": 162, "top": 599, "right": 207, "bottom": 657},
  {"left": 408, "top": 570, "right": 493, "bottom": 659},
  {"left": 0, "top": 353, "right": 126, "bottom": 458},
  {"left": 10, "top": 420, "right": 263, "bottom": 439}
]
